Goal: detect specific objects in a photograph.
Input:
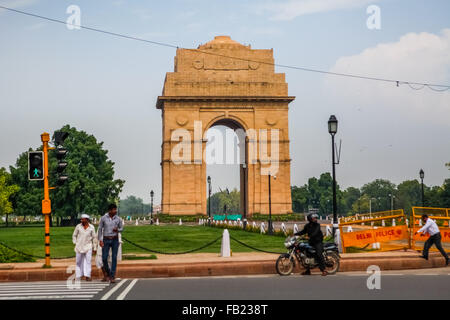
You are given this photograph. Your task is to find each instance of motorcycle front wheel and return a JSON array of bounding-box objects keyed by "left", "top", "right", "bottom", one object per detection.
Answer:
[
  {"left": 276, "top": 253, "right": 295, "bottom": 276},
  {"left": 325, "top": 251, "right": 340, "bottom": 274}
]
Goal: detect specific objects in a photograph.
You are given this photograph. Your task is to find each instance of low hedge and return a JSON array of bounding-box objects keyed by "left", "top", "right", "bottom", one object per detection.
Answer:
[{"left": 0, "top": 243, "right": 35, "bottom": 263}]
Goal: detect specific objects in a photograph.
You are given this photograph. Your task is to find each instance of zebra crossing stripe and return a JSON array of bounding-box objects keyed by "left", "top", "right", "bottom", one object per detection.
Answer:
[
  {"left": 101, "top": 279, "right": 128, "bottom": 300},
  {"left": 0, "top": 281, "right": 110, "bottom": 300}
]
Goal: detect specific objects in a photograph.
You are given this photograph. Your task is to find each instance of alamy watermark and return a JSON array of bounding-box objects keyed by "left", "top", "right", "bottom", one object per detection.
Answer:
[
  {"left": 66, "top": 264, "right": 81, "bottom": 289},
  {"left": 366, "top": 265, "right": 381, "bottom": 290},
  {"left": 66, "top": 5, "right": 81, "bottom": 30},
  {"left": 171, "top": 121, "right": 280, "bottom": 176},
  {"left": 366, "top": 5, "right": 381, "bottom": 30}
]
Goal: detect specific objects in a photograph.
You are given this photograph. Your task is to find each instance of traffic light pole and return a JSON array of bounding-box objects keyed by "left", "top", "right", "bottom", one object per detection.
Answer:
[{"left": 41, "top": 132, "right": 51, "bottom": 268}]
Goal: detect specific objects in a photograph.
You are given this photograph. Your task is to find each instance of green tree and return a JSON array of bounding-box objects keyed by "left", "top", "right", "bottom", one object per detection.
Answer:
[
  {"left": 209, "top": 188, "right": 240, "bottom": 215},
  {"left": 10, "top": 125, "right": 125, "bottom": 224},
  {"left": 352, "top": 194, "right": 371, "bottom": 214},
  {"left": 396, "top": 180, "right": 422, "bottom": 214},
  {"left": 291, "top": 185, "right": 309, "bottom": 213},
  {"left": 9, "top": 150, "right": 42, "bottom": 218},
  {"left": 0, "top": 168, "right": 20, "bottom": 227},
  {"left": 342, "top": 187, "right": 361, "bottom": 214},
  {"left": 119, "top": 195, "right": 151, "bottom": 216},
  {"left": 360, "top": 179, "right": 396, "bottom": 212}
]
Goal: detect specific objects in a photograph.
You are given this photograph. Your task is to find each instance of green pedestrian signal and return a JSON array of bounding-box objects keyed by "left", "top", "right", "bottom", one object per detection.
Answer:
[{"left": 28, "top": 151, "right": 44, "bottom": 181}]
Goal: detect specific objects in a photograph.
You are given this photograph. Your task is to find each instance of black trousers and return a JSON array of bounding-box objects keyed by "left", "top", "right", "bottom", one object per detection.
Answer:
[
  {"left": 423, "top": 233, "right": 449, "bottom": 260},
  {"left": 309, "top": 242, "right": 326, "bottom": 272}
]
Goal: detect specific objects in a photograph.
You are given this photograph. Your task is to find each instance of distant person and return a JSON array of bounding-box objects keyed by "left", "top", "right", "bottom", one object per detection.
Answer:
[
  {"left": 72, "top": 214, "right": 97, "bottom": 281},
  {"left": 98, "top": 203, "right": 123, "bottom": 283},
  {"left": 415, "top": 214, "right": 449, "bottom": 265}
]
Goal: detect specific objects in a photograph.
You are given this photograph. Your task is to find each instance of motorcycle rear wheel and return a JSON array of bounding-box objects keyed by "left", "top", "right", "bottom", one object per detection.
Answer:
[
  {"left": 276, "top": 253, "right": 295, "bottom": 276},
  {"left": 325, "top": 251, "right": 340, "bottom": 274}
]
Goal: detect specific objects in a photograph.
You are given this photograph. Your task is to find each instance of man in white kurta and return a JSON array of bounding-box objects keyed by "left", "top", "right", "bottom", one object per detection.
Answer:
[{"left": 72, "top": 214, "right": 98, "bottom": 281}]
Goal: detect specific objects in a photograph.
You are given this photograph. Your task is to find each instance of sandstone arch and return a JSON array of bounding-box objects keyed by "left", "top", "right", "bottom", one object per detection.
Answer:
[{"left": 156, "top": 36, "right": 295, "bottom": 216}]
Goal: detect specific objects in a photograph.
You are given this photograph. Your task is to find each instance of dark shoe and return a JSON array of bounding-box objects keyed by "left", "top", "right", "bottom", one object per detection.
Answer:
[
  {"left": 101, "top": 276, "right": 109, "bottom": 282},
  {"left": 446, "top": 258, "right": 449, "bottom": 266},
  {"left": 420, "top": 256, "right": 428, "bottom": 261},
  {"left": 301, "top": 269, "right": 311, "bottom": 275},
  {"left": 110, "top": 277, "right": 116, "bottom": 283},
  {"left": 85, "top": 277, "right": 92, "bottom": 282},
  {"left": 321, "top": 271, "right": 328, "bottom": 276}
]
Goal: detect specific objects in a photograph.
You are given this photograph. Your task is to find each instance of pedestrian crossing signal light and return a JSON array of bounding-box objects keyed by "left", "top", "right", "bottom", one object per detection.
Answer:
[{"left": 28, "top": 151, "right": 44, "bottom": 181}]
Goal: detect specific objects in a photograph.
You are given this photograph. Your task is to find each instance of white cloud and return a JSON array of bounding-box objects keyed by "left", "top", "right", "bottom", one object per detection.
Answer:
[
  {"left": 325, "top": 29, "right": 450, "bottom": 125},
  {"left": 259, "top": 0, "right": 375, "bottom": 21}
]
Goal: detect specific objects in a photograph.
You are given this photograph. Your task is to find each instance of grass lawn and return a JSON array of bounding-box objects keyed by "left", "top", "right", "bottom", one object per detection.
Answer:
[{"left": 0, "top": 225, "right": 286, "bottom": 260}]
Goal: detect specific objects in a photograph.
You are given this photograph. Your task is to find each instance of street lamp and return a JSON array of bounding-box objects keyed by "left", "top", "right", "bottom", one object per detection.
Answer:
[
  {"left": 268, "top": 174, "right": 276, "bottom": 235},
  {"left": 207, "top": 176, "right": 212, "bottom": 224},
  {"left": 328, "top": 115, "right": 338, "bottom": 237},
  {"left": 419, "top": 169, "right": 425, "bottom": 207},
  {"left": 388, "top": 193, "right": 395, "bottom": 211},
  {"left": 150, "top": 190, "right": 154, "bottom": 224},
  {"left": 242, "top": 163, "right": 247, "bottom": 230}
]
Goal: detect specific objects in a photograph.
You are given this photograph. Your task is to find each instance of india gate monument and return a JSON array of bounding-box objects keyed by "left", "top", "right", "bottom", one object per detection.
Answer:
[{"left": 156, "top": 36, "right": 295, "bottom": 216}]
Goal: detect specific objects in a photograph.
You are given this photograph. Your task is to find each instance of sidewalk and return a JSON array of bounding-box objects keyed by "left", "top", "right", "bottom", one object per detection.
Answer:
[{"left": 0, "top": 250, "right": 447, "bottom": 282}]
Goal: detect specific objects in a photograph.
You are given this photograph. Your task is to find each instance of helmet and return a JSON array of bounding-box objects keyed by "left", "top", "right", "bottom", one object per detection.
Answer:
[{"left": 307, "top": 213, "right": 319, "bottom": 222}]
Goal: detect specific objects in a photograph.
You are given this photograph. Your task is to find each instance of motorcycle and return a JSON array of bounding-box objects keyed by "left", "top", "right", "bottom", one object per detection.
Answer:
[{"left": 276, "top": 236, "right": 340, "bottom": 276}]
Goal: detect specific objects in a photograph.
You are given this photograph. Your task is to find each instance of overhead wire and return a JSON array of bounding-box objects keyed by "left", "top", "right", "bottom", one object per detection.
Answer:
[{"left": 0, "top": 5, "right": 449, "bottom": 92}]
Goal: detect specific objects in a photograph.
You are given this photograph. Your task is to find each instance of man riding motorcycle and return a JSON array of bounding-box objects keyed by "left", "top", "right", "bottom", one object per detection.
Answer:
[{"left": 294, "top": 213, "right": 328, "bottom": 276}]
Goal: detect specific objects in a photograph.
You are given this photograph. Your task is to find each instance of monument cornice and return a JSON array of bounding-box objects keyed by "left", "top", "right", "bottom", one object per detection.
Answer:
[{"left": 156, "top": 95, "right": 295, "bottom": 109}]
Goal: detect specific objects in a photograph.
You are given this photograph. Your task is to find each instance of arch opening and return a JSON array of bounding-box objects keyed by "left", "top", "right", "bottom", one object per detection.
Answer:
[{"left": 205, "top": 118, "right": 248, "bottom": 220}]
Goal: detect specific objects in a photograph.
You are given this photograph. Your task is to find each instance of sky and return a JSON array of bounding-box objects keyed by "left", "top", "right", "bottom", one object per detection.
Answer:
[{"left": 0, "top": 0, "right": 449, "bottom": 205}]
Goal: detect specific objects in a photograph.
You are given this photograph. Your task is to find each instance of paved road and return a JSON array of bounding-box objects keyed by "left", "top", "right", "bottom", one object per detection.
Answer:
[
  {"left": 122, "top": 269, "right": 450, "bottom": 300},
  {"left": 2, "top": 268, "right": 449, "bottom": 300}
]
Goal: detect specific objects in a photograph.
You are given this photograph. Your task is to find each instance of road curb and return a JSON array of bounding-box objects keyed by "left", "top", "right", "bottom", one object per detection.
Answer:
[{"left": 0, "top": 253, "right": 447, "bottom": 282}]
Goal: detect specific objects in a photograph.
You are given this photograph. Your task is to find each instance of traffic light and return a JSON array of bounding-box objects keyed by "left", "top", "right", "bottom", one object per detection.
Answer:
[
  {"left": 28, "top": 151, "right": 44, "bottom": 181},
  {"left": 53, "top": 131, "right": 69, "bottom": 186}
]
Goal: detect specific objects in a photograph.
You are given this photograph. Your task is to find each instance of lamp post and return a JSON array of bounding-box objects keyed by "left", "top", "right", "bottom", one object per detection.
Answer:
[
  {"left": 242, "top": 163, "right": 247, "bottom": 230},
  {"left": 207, "top": 176, "right": 212, "bottom": 225},
  {"left": 328, "top": 115, "right": 338, "bottom": 237},
  {"left": 268, "top": 173, "right": 274, "bottom": 235},
  {"left": 388, "top": 193, "right": 395, "bottom": 211},
  {"left": 150, "top": 190, "right": 154, "bottom": 224},
  {"left": 419, "top": 169, "right": 425, "bottom": 207}
]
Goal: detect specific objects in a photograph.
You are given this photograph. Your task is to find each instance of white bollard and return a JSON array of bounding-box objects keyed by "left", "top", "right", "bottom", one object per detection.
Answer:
[
  {"left": 293, "top": 224, "right": 299, "bottom": 234},
  {"left": 179, "top": 219, "right": 182, "bottom": 225},
  {"left": 135, "top": 218, "right": 139, "bottom": 226},
  {"left": 347, "top": 226, "right": 353, "bottom": 232},
  {"left": 220, "top": 229, "right": 231, "bottom": 257},
  {"left": 334, "top": 228, "right": 343, "bottom": 253},
  {"left": 382, "top": 220, "right": 385, "bottom": 227},
  {"left": 406, "top": 219, "right": 409, "bottom": 226},
  {"left": 281, "top": 223, "right": 287, "bottom": 235},
  {"left": 156, "top": 219, "right": 159, "bottom": 226},
  {"left": 392, "top": 219, "right": 396, "bottom": 227},
  {"left": 260, "top": 222, "right": 266, "bottom": 234},
  {"left": 326, "top": 225, "right": 332, "bottom": 237},
  {"left": 419, "top": 219, "right": 422, "bottom": 226}
]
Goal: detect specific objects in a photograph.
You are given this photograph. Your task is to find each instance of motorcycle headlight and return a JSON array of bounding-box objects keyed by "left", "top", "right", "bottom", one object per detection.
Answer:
[{"left": 284, "top": 239, "right": 295, "bottom": 248}]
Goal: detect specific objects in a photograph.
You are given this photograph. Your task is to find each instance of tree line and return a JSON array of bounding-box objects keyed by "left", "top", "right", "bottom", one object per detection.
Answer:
[
  {"left": 0, "top": 125, "right": 124, "bottom": 226},
  {"left": 291, "top": 168, "right": 450, "bottom": 216},
  {"left": 0, "top": 124, "right": 449, "bottom": 221}
]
